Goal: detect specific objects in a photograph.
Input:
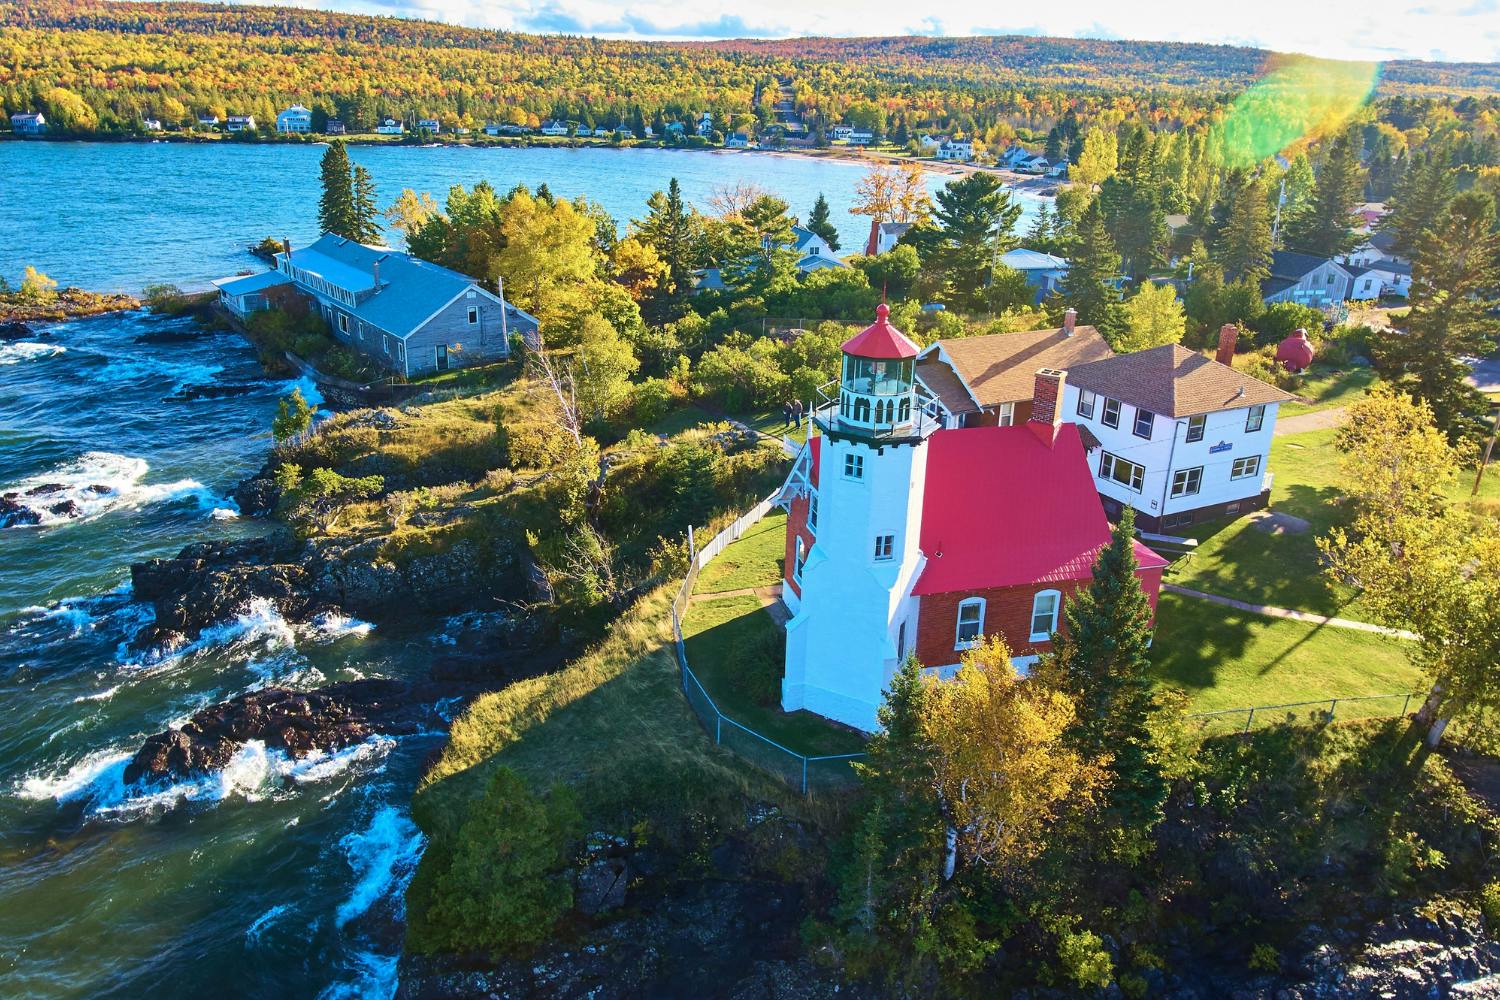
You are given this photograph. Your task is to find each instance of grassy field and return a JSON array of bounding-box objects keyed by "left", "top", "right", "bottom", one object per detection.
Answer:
[
  {"left": 1278, "top": 364, "right": 1379, "bottom": 417},
  {"left": 1163, "top": 427, "right": 1500, "bottom": 616},
  {"left": 736, "top": 408, "right": 811, "bottom": 445},
  {"left": 681, "top": 595, "right": 866, "bottom": 757},
  {"left": 1151, "top": 592, "right": 1424, "bottom": 716},
  {"left": 693, "top": 512, "right": 787, "bottom": 594}
]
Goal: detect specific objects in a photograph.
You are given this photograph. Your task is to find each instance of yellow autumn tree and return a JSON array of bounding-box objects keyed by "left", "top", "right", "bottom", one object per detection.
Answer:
[
  {"left": 920, "top": 636, "right": 1104, "bottom": 879},
  {"left": 495, "top": 190, "right": 603, "bottom": 336}
]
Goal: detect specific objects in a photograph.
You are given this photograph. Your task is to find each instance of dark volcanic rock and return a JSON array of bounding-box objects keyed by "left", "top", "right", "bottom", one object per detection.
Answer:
[
  {"left": 0, "top": 321, "right": 39, "bottom": 340},
  {"left": 164, "top": 382, "right": 263, "bottom": 402},
  {"left": 128, "top": 536, "right": 317, "bottom": 650},
  {"left": 0, "top": 495, "right": 41, "bottom": 528},
  {"left": 46, "top": 500, "right": 82, "bottom": 518},
  {"left": 232, "top": 470, "right": 281, "bottom": 518},
  {"left": 123, "top": 679, "right": 450, "bottom": 786}
]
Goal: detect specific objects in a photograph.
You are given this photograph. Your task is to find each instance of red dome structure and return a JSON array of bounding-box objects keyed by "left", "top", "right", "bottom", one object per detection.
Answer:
[
  {"left": 1275, "top": 328, "right": 1316, "bottom": 373},
  {"left": 840, "top": 303, "right": 920, "bottom": 359}
]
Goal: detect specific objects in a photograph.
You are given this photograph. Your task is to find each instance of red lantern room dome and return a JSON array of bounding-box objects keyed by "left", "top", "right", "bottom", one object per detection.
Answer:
[
  {"left": 1275, "top": 328, "right": 1316, "bottom": 373},
  {"left": 840, "top": 303, "right": 920, "bottom": 360}
]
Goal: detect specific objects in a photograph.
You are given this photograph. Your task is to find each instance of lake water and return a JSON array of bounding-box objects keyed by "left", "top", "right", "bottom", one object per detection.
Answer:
[
  {"left": 0, "top": 141, "right": 1040, "bottom": 294},
  {"left": 0, "top": 142, "right": 1040, "bottom": 1000}
]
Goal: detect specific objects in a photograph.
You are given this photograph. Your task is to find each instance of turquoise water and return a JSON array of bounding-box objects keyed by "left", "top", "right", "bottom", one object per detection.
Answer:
[
  {"left": 0, "top": 142, "right": 1037, "bottom": 293},
  {"left": 0, "top": 143, "right": 1039, "bottom": 999}
]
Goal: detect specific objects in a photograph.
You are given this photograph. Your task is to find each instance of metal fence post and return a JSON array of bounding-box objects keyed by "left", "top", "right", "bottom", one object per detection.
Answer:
[
  {"left": 1329, "top": 699, "right": 1338, "bottom": 719},
  {"left": 1244, "top": 707, "right": 1254, "bottom": 734},
  {"left": 801, "top": 757, "right": 809, "bottom": 795},
  {"left": 715, "top": 715, "right": 722, "bottom": 745},
  {"left": 1401, "top": 694, "right": 1412, "bottom": 717}
]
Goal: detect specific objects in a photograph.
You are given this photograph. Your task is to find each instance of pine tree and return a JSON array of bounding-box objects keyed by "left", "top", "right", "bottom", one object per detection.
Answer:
[
  {"left": 633, "top": 178, "right": 701, "bottom": 313},
  {"left": 1214, "top": 173, "right": 1273, "bottom": 282},
  {"left": 806, "top": 193, "right": 841, "bottom": 252},
  {"left": 1040, "top": 507, "right": 1167, "bottom": 835},
  {"left": 1378, "top": 192, "right": 1500, "bottom": 446},
  {"left": 351, "top": 164, "right": 381, "bottom": 244},
  {"left": 1385, "top": 149, "right": 1456, "bottom": 259},
  {"left": 1025, "top": 202, "right": 1056, "bottom": 254},
  {"left": 1057, "top": 200, "right": 1123, "bottom": 334},
  {"left": 924, "top": 172, "right": 1022, "bottom": 308},
  {"left": 317, "top": 141, "right": 357, "bottom": 238},
  {"left": 1283, "top": 129, "right": 1367, "bottom": 257}
]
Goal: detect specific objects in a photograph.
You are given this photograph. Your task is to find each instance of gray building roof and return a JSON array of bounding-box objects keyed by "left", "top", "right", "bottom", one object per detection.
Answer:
[{"left": 274, "top": 234, "right": 537, "bottom": 339}]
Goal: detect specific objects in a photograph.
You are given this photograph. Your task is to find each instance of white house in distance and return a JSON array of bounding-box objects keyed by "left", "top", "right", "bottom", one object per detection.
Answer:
[
  {"left": 778, "top": 305, "right": 1167, "bottom": 731},
  {"left": 1063, "top": 325, "right": 1294, "bottom": 532},
  {"left": 276, "top": 105, "right": 313, "bottom": 133},
  {"left": 862, "top": 220, "right": 913, "bottom": 256},
  {"left": 417, "top": 117, "right": 442, "bottom": 134},
  {"left": 225, "top": 114, "right": 256, "bottom": 132},
  {"left": 376, "top": 118, "right": 405, "bottom": 135},
  {"left": 935, "top": 138, "right": 974, "bottom": 161}
]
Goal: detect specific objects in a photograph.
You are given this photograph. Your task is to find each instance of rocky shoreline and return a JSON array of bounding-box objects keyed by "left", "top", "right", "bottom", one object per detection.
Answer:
[{"left": 0, "top": 288, "right": 140, "bottom": 328}]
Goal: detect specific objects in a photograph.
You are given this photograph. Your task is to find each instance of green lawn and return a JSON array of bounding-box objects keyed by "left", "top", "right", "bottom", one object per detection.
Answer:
[
  {"left": 682, "top": 595, "right": 866, "bottom": 758},
  {"left": 1165, "top": 427, "right": 1500, "bottom": 616},
  {"left": 1152, "top": 593, "right": 1424, "bottom": 721},
  {"left": 737, "top": 408, "right": 811, "bottom": 445},
  {"left": 1278, "top": 364, "right": 1379, "bottom": 417},
  {"left": 694, "top": 512, "right": 787, "bottom": 594}
]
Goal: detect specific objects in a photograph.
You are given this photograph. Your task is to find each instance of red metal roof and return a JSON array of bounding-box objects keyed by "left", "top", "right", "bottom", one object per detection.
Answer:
[
  {"left": 808, "top": 436, "right": 821, "bottom": 487},
  {"left": 914, "top": 423, "right": 1168, "bottom": 595},
  {"left": 841, "top": 303, "right": 920, "bottom": 360}
]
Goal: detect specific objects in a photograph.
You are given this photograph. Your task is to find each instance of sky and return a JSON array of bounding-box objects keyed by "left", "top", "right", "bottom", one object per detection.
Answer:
[{"left": 246, "top": 0, "right": 1500, "bottom": 63}]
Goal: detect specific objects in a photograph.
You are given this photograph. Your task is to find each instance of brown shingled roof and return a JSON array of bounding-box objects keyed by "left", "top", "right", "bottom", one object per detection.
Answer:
[
  {"left": 926, "top": 326, "right": 1115, "bottom": 409},
  {"left": 916, "top": 357, "right": 980, "bottom": 415},
  {"left": 1066, "top": 344, "right": 1295, "bottom": 418}
]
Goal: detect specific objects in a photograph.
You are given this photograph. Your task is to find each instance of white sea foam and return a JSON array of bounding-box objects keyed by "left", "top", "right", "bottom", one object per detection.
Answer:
[
  {"left": 16, "top": 747, "right": 132, "bottom": 804},
  {"left": 334, "top": 804, "right": 425, "bottom": 929},
  {"left": 289, "top": 375, "right": 326, "bottom": 409},
  {"left": 317, "top": 950, "right": 400, "bottom": 1000},
  {"left": 0, "top": 341, "right": 66, "bottom": 365},
  {"left": 245, "top": 904, "right": 291, "bottom": 945},
  {"left": 122, "top": 596, "right": 296, "bottom": 668},
  {"left": 306, "top": 612, "right": 375, "bottom": 641},
  {"left": 1, "top": 452, "right": 210, "bottom": 529},
  {"left": 72, "top": 684, "right": 122, "bottom": 703},
  {"left": 209, "top": 506, "right": 240, "bottom": 520}
]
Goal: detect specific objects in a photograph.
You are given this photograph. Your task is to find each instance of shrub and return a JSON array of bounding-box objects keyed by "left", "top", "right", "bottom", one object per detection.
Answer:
[
  {"left": 1253, "top": 301, "right": 1324, "bottom": 348},
  {"left": 409, "top": 767, "right": 581, "bottom": 955},
  {"left": 1480, "top": 881, "right": 1500, "bottom": 928},
  {"left": 272, "top": 388, "right": 314, "bottom": 442},
  {"left": 630, "top": 376, "right": 677, "bottom": 426},
  {"left": 141, "top": 282, "right": 189, "bottom": 314},
  {"left": 1055, "top": 925, "right": 1114, "bottom": 990},
  {"left": 1248, "top": 942, "right": 1280, "bottom": 973}
]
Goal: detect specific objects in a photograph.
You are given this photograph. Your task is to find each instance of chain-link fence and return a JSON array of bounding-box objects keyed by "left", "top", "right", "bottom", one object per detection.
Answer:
[
  {"left": 1185, "top": 692, "right": 1422, "bottom": 738},
  {"left": 671, "top": 492, "right": 866, "bottom": 795}
]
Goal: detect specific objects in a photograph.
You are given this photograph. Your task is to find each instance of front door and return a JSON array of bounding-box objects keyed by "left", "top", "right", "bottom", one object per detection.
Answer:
[{"left": 435, "top": 344, "right": 449, "bottom": 372}]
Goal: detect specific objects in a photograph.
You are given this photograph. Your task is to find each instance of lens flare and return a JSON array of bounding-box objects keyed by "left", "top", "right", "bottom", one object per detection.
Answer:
[{"left": 1210, "top": 55, "right": 1380, "bottom": 168}]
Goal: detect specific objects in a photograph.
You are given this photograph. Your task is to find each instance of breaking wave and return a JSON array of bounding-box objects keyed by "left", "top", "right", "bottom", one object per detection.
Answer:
[
  {"left": 1, "top": 452, "right": 214, "bottom": 528},
  {"left": 0, "top": 341, "right": 66, "bottom": 366}
]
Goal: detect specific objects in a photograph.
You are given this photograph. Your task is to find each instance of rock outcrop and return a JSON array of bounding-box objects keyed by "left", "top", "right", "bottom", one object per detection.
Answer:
[
  {"left": 123, "top": 679, "right": 449, "bottom": 785},
  {"left": 0, "top": 320, "right": 39, "bottom": 340}
]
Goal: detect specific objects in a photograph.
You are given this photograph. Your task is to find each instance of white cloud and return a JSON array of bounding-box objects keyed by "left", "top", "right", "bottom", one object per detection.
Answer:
[{"left": 246, "top": 0, "right": 1500, "bottom": 62}]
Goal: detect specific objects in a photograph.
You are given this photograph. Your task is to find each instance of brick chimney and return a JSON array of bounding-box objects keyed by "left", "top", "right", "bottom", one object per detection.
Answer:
[
  {"left": 1216, "top": 323, "right": 1239, "bottom": 366},
  {"left": 1029, "top": 367, "right": 1067, "bottom": 445},
  {"left": 1063, "top": 307, "right": 1077, "bottom": 337}
]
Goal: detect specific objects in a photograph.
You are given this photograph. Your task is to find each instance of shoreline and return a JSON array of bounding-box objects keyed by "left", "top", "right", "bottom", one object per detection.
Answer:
[
  {"left": 1, "top": 132, "right": 1064, "bottom": 193},
  {"left": 0, "top": 289, "right": 142, "bottom": 329}
]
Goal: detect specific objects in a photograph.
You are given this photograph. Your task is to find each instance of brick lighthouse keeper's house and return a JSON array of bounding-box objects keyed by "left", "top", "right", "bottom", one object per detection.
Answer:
[{"left": 779, "top": 304, "right": 1167, "bottom": 733}]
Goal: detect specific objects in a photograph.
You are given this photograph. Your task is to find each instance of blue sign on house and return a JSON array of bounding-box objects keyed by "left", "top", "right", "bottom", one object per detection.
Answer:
[{"left": 1209, "top": 441, "right": 1233, "bottom": 454}]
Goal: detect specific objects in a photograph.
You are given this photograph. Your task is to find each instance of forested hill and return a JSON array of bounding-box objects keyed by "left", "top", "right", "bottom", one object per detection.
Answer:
[{"left": 1, "top": 0, "right": 1497, "bottom": 135}]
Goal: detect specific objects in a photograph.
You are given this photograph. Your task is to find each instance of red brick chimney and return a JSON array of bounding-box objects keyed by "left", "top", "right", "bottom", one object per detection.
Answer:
[
  {"left": 1063, "top": 307, "right": 1077, "bottom": 337},
  {"left": 1029, "top": 367, "right": 1067, "bottom": 446},
  {"left": 1216, "top": 323, "right": 1239, "bottom": 366}
]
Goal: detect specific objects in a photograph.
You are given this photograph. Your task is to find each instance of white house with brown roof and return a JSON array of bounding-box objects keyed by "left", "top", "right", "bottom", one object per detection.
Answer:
[
  {"left": 1062, "top": 326, "right": 1294, "bottom": 532},
  {"left": 915, "top": 309, "right": 1115, "bottom": 428}
]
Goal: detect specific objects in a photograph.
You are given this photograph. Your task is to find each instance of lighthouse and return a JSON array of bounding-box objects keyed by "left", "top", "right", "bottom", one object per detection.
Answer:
[{"left": 782, "top": 304, "right": 936, "bottom": 731}]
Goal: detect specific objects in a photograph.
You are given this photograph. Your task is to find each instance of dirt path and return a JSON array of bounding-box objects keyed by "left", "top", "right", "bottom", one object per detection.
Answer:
[
  {"left": 1162, "top": 584, "right": 1417, "bottom": 639},
  {"left": 1274, "top": 406, "right": 1347, "bottom": 436}
]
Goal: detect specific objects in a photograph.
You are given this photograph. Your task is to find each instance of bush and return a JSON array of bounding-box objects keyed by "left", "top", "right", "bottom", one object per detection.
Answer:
[
  {"left": 630, "top": 377, "right": 678, "bottom": 426},
  {"left": 409, "top": 767, "right": 581, "bottom": 955},
  {"left": 141, "top": 282, "right": 190, "bottom": 314},
  {"left": 1248, "top": 942, "right": 1280, "bottom": 973},
  {"left": 1252, "top": 301, "right": 1324, "bottom": 348},
  {"left": 1480, "top": 881, "right": 1500, "bottom": 928},
  {"left": 1055, "top": 925, "right": 1114, "bottom": 990}
]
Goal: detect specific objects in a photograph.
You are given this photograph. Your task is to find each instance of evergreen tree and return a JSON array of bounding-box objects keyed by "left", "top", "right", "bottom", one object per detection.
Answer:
[
  {"left": 1056, "top": 200, "right": 1123, "bottom": 334},
  {"left": 1098, "top": 131, "right": 1167, "bottom": 281},
  {"left": 806, "top": 193, "right": 841, "bottom": 252},
  {"left": 1378, "top": 192, "right": 1500, "bottom": 446},
  {"left": 633, "top": 178, "right": 702, "bottom": 312},
  {"left": 1283, "top": 129, "right": 1366, "bottom": 257},
  {"left": 1040, "top": 507, "right": 1167, "bottom": 835},
  {"left": 317, "top": 141, "right": 357, "bottom": 238},
  {"left": 1025, "top": 202, "right": 1056, "bottom": 254},
  {"left": 919, "top": 172, "right": 1022, "bottom": 308},
  {"left": 351, "top": 164, "right": 381, "bottom": 244},
  {"left": 1214, "top": 173, "right": 1273, "bottom": 282},
  {"left": 1385, "top": 149, "right": 1456, "bottom": 259}
]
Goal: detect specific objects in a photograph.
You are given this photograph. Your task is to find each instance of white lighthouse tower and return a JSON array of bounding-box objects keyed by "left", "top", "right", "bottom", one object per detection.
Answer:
[{"left": 782, "top": 304, "right": 935, "bottom": 732}]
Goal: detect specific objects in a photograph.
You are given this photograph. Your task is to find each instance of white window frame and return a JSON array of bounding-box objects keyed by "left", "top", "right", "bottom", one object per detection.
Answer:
[
  {"left": 1101, "top": 397, "right": 1121, "bottom": 429},
  {"left": 1231, "top": 455, "right": 1262, "bottom": 480},
  {"left": 793, "top": 536, "right": 805, "bottom": 581},
  {"left": 1099, "top": 451, "right": 1145, "bottom": 493},
  {"left": 1029, "top": 590, "right": 1061, "bottom": 643},
  {"left": 1170, "top": 466, "right": 1203, "bottom": 498},
  {"left": 1246, "top": 404, "right": 1266, "bottom": 433},
  {"left": 1186, "top": 414, "right": 1205, "bottom": 443},
  {"left": 996, "top": 401, "right": 1016, "bottom": 427},
  {"left": 1076, "top": 389, "right": 1096, "bottom": 419},
  {"left": 807, "top": 493, "right": 818, "bottom": 534},
  {"left": 467, "top": 306, "right": 479, "bottom": 325},
  {"left": 843, "top": 453, "right": 864, "bottom": 480},
  {"left": 337, "top": 313, "right": 349, "bottom": 335},
  {"left": 873, "top": 533, "right": 895, "bottom": 562},
  {"left": 955, "top": 597, "right": 985, "bottom": 650},
  {"left": 1133, "top": 407, "right": 1155, "bottom": 439}
]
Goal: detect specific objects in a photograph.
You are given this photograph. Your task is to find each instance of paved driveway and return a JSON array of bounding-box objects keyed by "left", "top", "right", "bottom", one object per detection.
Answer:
[{"left": 1467, "top": 356, "right": 1500, "bottom": 395}]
